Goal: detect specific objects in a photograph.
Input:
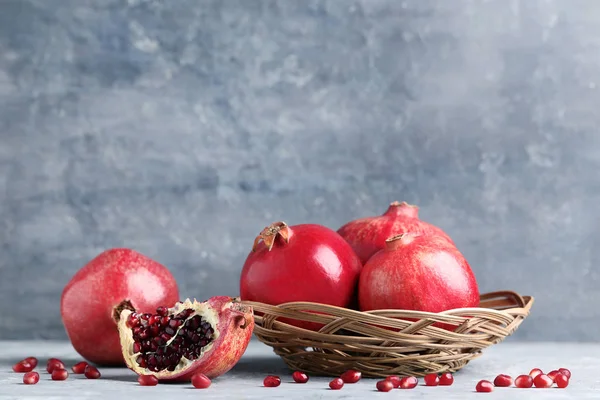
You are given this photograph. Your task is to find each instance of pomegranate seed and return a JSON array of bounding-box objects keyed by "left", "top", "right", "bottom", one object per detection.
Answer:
[
  {"left": 84, "top": 365, "right": 101, "bottom": 379},
  {"left": 555, "top": 373, "right": 569, "bottom": 388},
  {"left": 558, "top": 368, "right": 571, "bottom": 379},
  {"left": 493, "top": 374, "right": 513, "bottom": 387},
  {"left": 71, "top": 361, "right": 88, "bottom": 374},
  {"left": 51, "top": 368, "right": 69, "bottom": 381},
  {"left": 191, "top": 372, "right": 211, "bottom": 388},
  {"left": 23, "top": 371, "right": 40, "bottom": 385},
  {"left": 47, "top": 359, "right": 65, "bottom": 373},
  {"left": 424, "top": 373, "right": 439, "bottom": 386},
  {"left": 529, "top": 368, "right": 543, "bottom": 378},
  {"left": 399, "top": 376, "right": 418, "bottom": 389},
  {"left": 476, "top": 380, "right": 493, "bottom": 392},
  {"left": 138, "top": 375, "right": 159, "bottom": 386},
  {"left": 12, "top": 361, "right": 34, "bottom": 373},
  {"left": 376, "top": 380, "right": 394, "bottom": 392},
  {"left": 156, "top": 306, "right": 169, "bottom": 316},
  {"left": 439, "top": 372, "right": 454, "bottom": 386},
  {"left": 292, "top": 371, "right": 309, "bottom": 383},
  {"left": 385, "top": 375, "right": 401, "bottom": 388},
  {"left": 329, "top": 377, "right": 344, "bottom": 390},
  {"left": 263, "top": 375, "right": 281, "bottom": 387},
  {"left": 547, "top": 370, "right": 560, "bottom": 381},
  {"left": 340, "top": 369, "right": 361, "bottom": 383},
  {"left": 533, "top": 374, "right": 553, "bottom": 388},
  {"left": 515, "top": 374, "right": 534, "bottom": 388},
  {"left": 24, "top": 357, "right": 38, "bottom": 368}
]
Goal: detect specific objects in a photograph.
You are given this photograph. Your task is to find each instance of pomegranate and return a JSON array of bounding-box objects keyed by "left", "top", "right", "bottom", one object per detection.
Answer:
[
  {"left": 376, "top": 380, "right": 394, "bottom": 392},
  {"left": 547, "top": 370, "right": 560, "bottom": 381},
  {"left": 385, "top": 375, "right": 401, "bottom": 388},
  {"left": 24, "top": 357, "right": 38, "bottom": 368},
  {"left": 61, "top": 248, "right": 180, "bottom": 365},
  {"left": 292, "top": 371, "right": 309, "bottom": 383},
  {"left": 240, "top": 222, "right": 362, "bottom": 329},
  {"left": 559, "top": 368, "right": 571, "bottom": 379},
  {"left": 400, "top": 376, "right": 418, "bottom": 389},
  {"left": 476, "top": 380, "right": 493, "bottom": 392},
  {"left": 138, "top": 375, "right": 159, "bottom": 386},
  {"left": 424, "top": 373, "right": 439, "bottom": 386},
  {"left": 439, "top": 372, "right": 454, "bottom": 386},
  {"left": 329, "top": 378, "right": 344, "bottom": 390},
  {"left": 191, "top": 373, "right": 211, "bottom": 388},
  {"left": 493, "top": 374, "right": 513, "bottom": 387},
  {"left": 47, "top": 359, "right": 65, "bottom": 373},
  {"left": 263, "top": 375, "right": 281, "bottom": 387},
  {"left": 51, "top": 369, "right": 69, "bottom": 381},
  {"left": 340, "top": 369, "right": 361, "bottom": 383},
  {"left": 72, "top": 361, "right": 88, "bottom": 374},
  {"left": 23, "top": 372, "right": 39, "bottom": 385},
  {"left": 529, "top": 368, "right": 543, "bottom": 378},
  {"left": 337, "top": 201, "right": 454, "bottom": 264},
  {"left": 555, "top": 373, "right": 569, "bottom": 388},
  {"left": 515, "top": 375, "right": 534, "bottom": 388},
  {"left": 12, "top": 361, "right": 34, "bottom": 373},
  {"left": 84, "top": 365, "right": 101, "bottom": 379},
  {"left": 115, "top": 296, "right": 253, "bottom": 381},
  {"left": 533, "top": 374, "right": 553, "bottom": 388},
  {"left": 358, "top": 233, "right": 479, "bottom": 320}
]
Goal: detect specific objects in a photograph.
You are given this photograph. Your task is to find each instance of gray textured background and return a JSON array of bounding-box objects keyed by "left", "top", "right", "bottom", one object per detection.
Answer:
[{"left": 1, "top": 0, "right": 598, "bottom": 341}]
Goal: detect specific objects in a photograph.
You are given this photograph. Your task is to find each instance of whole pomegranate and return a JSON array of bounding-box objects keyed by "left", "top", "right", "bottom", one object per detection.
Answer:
[
  {"left": 61, "top": 248, "right": 179, "bottom": 365},
  {"left": 116, "top": 296, "right": 254, "bottom": 381},
  {"left": 337, "top": 201, "right": 454, "bottom": 264},
  {"left": 240, "top": 221, "right": 362, "bottom": 328},
  {"left": 358, "top": 233, "right": 479, "bottom": 318}
]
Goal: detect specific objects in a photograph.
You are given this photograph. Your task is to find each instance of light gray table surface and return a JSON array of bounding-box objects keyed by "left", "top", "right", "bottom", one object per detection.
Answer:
[{"left": 0, "top": 339, "right": 597, "bottom": 399}]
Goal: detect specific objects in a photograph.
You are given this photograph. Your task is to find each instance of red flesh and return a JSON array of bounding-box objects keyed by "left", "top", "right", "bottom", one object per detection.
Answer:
[
  {"left": 191, "top": 373, "right": 211, "bottom": 388},
  {"left": 23, "top": 372, "right": 40, "bottom": 385},
  {"left": 376, "top": 380, "right": 394, "bottom": 392},
  {"left": 263, "top": 375, "right": 281, "bottom": 387},
  {"left": 555, "top": 373, "right": 569, "bottom": 388},
  {"left": 292, "top": 371, "right": 309, "bottom": 383},
  {"left": 51, "top": 369, "right": 69, "bottom": 381},
  {"left": 400, "top": 376, "right": 418, "bottom": 389},
  {"left": 12, "top": 361, "right": 34, "bottom": 373},
  {"left": 424, "top": 373, "right": 440, "bottom": 386},
  {"left": 558, "top": 368, "right": 571, "bottom": 379},
  {"left": 240, "top": 222, "right": 362, "bottom": 329},
  {"left": 385, "top": 375, "right": 401, "bottom": 388},
  {"left": 493, "top": 374, "right": 513, "bottom": 387},
  {"left": 24, "top": 357, "right": 38, "bottom": 368},
  {"left": 547, "top": 370, "right": 560, "bottom": 381},
  {"left": 358, "top": 233, "right": 479, "bottom": 325},
  {"left": 476, "top": 380, "right": 493, "bottom": 392},
  {"left": 47, "top": 359, "right": 65, "bottom": 373},
  {"left": 515, "top": 375, "right": 534, "bottom": 388},
  {"left": 84, "top": 365, "right": 101, "bottom": 379},
  {"left": 138, "top": 375, "right": 159, "bottom": 386},
  {"left": 61, "top": 248, "right": 179, "bottom": 365},
  {"left": 329, "top": 378, "right": 344, "bottom": 390},
  {"left": 529, "top": 368, "right": 543, "bottom": 378},
  {"left": 337, "top": 201, "right": 455, "bottom": 264},
  {"left": 72, "top": 361, "right": 88, "bottom": 374},
  {"left": 439, "top": 372, "right": 454, "bottom": 386},
  {"left": 340, "top": 369, "right": 362, "bottom": 383},
  {"left": 533, "top": 374, "right": 553, "bottom": 388}
]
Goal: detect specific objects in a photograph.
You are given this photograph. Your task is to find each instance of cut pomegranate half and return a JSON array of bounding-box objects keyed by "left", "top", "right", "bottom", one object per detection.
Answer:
[{"left": 115, "top": 296, "right": 254, "bottom": 381}]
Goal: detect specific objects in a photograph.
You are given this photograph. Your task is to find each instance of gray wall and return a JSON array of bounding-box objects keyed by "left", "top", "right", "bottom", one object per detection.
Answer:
[{"left": 1, "top": 0, "right": 598, "bottom": 341}]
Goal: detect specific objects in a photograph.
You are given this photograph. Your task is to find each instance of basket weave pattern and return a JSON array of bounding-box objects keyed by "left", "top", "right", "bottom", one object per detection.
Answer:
[{"left": 245, "top": 291, "right": 533, "bottom": 378}]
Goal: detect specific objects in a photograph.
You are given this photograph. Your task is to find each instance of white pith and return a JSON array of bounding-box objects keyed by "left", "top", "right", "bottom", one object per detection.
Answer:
[{"left": 117, "top": 298, "right": 222, "bottom": 378}]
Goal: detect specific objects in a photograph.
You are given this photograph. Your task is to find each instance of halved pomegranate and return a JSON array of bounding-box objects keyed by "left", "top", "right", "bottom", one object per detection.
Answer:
[{"left": 115, "top": 296, "right": 254, "bottom": 381}]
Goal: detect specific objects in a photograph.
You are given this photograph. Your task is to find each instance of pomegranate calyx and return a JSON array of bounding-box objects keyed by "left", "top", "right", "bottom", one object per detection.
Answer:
[
  {"left": 386, "top": 201, "right": 419, "bottom": 218},
  {"left": 112, "top": 299, "right": 136, "bottom": 323},
  {"left": 252, "top": 221, "right": 291, "bottom": 251}
]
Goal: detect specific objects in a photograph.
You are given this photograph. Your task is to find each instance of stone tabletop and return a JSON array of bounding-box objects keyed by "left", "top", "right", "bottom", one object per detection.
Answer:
[{"left": 0, "top": 339, "right": 597, "bottom": 399}]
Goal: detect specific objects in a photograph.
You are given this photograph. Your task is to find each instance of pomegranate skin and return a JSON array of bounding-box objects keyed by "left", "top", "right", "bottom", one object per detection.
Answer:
[
  {"left": 337, "top": 201, "right": 454, "bottom": 264},
  {"left": 117, "top": 296, "right": 254, "bottom": 381},
  {"left": 240, "top": 222, "right": 362, "bottom": 328},
  {"left": 358, "top": 233, "right": 479, "bottom": 316},
  {"left": 61, "top": 248, "right": 179, "bottom": 366}
]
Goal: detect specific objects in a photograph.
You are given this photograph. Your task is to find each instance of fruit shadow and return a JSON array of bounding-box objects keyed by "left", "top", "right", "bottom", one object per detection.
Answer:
[{"left": 230, "top": 355, "right": 289, "bottom": 375}]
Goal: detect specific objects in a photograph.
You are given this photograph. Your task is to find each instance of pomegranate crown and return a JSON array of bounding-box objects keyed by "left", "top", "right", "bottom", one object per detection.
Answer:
[{"left": 252, "top": 221, "right": 291, "bottom": 252}]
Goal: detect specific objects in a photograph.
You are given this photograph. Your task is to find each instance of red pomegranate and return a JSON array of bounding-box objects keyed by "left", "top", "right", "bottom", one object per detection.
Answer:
[
  {"left": 239, "top": 221, "right": 363, "bottom": 328},
  {"left": 337, "top": 201, "right": 454, "bottom": 264},
  {"left": 358, "top": 233, "right": 479, "bottom": 318},
  {"left": 61, "top": 248, "right": 179, "bottom": 365},
  {"left": 115, "top": 296, "right": 254, "bottom": 381}
]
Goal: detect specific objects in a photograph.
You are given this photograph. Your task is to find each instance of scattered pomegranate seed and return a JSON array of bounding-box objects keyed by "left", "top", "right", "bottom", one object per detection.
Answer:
[
  {"left": 191, "top": 373, "right": 211, "bottom": 389},
  {"left": 51, "top": 369, "right": 69, "bottom": 381},
  {"left": 84, "top": 365, "right": 101, "bottom": 379},
  {"left": 292, "top": 371, "right": 309, "bottom": 383},
  {"left": 329, "top": 378, "right": 344, "bottom": 390},
  {"left": 12, "top": 361, "right": 34, "bottom": 373},
  {"left": 138, "top": 374, "right": 159, "bottom": 386},
  {"left": 156, "top": 306, "right": 169, "bottom": 316},
  {"left": 493, "top": 374, "right": 513, "bottom": 387},
  {"left": 263, "top": 375, "right": 281, "bottom": 387},
  {"left": 340, "top": 369, "right": 361, "bottom": 383},
  {"left": 558, "top": 368, "right": 571, "bottom": 379},
  {"left": 72, "top": 361, "right": 89, "bottom": 374},
  {"left": 515, "top": 374, "right": 534, "bottom": 388},
  {"left": 555, "top": 373, "right": 569, "bottom": 388},
  {"left": 23, "top": 371, "right": 40, "bottom": 385},
  {"left": 47, "top": 359, "right": 65, "bottom": 373},
  {"left": 24, "top": 357, "right": 38, "bottom": 368},
  {"left": 385, "top": 375, "right": 401, "bottom": 388},
  {"left": 399, "top": 376, "right": 418, "bottom": 389},
  {"left": 476, "top": 380, "right": 493, "bottom": 392},
  {"left": 547, "top": 370, "right": 560, "bottom": 381},
  {"left": 424, "top": 373, "right": 439, "bottom": 386},
  {"left": 376, "top": 380, "right": 394, "bottom": 392},
  {"left": 439, "top": 372, "right": 454, "bottom": 386},
  {"left": 533, "top": 374, "right": 553, "bottom": 388},
  {"left": 529, "top": 368, "right": 543, "bottom": 378}
]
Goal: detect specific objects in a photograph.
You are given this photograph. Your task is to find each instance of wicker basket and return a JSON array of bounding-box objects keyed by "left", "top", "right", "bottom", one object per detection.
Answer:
[{"left": 244, "top": 291, "right": 533, "bottom": 378}]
